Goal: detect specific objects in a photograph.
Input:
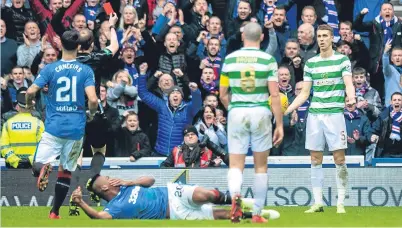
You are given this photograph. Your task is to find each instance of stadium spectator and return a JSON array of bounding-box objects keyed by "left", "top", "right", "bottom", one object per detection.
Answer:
[
  {"left": 344, "top": 96, "right": 371, "bottom": 156},
  {"left": 0, "top": 19, "right": 18, "bottom": 76},
  {"left": 160, "top": 125, "right": 228, "bottom": 168},
  {"left": 112, "top": 111, "right": 152, "bottom": 159},
  {"left": 225, "top": 0, "right": 257, "bottom": 34},
  {"left": 369, "top": 92, "right": 402, "bottom": 158},
  {"left": 193, "top": 105, "right": 227, "bottom": 149},
  {"left": 338, "top": 21, "right": 370, "bottom": 69},
  {"left": 199, "top": 67, "right": 219, "bottom": 95},
  {"left": 352, "top": 67, "right": 382, "bottom": 122},
  {"left": 0, "top": 88, "right": 44, "bottom": 168},
  {"left": 22, "top": 66, "right": 34, "bottom": 82},
  {"left": 1, "top": 76, "right": 13, "bottom": 115},
  {"left": 226, "top": 0, "right": 253, "bottom": 39},
  {"left": 196, "top": 16, "right": 226, "bottom": 60},
  {"left": 288, "top": 81, "right": 310, "bottom": 156},
  {"left": 203, "top": 93, "right": 219, "bottom": 109},
  {"left": 353, "top": 3, "right": 402, "bottom": 98},
  {"left": 1, "top": 0, "right": 37, "bottom": 45},
  {"left": 138, "top": 63, "right": 202, "bottom": 156},
  {"left": 301, "top": 6, "right": 318, "bottom": 27},
  {"left": 297, "top": 23, "right": 318, "bottom": 61},
  {"left": 71, "top": 14, "right": 87, "bottom": 31},
  {"left": 107, "top": 70, "right": 138, "bottom": 115},
  {"left": 280, "top": 39, "right": 303, "bottom": 87},
  {"left": 28, "top": 0, "right": 85, "bottom": 49},
  {"left": 272, "top": 66, "right": 296, "bottom": 156},
  {"left": 382, "top": 40, "right": 402, "bottom": 107},
  {"left": 7, "top": 66, "right": 32, "bottom": 104},
  {"left": 31, "top": 44, "right": 58, "bottom": 76},
  {"left": 16, "top": 21, "right": 41, "bottom": 68},
  {"left": 271, "top": 6, "right": 291, "bottom": 61}
]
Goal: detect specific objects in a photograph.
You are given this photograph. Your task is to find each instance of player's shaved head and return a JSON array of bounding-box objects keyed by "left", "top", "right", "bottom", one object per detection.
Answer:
[
  {"left": 61, "top": 30, "right": 80, "bottom": 51},
  {"left": 78, "top": 28, "right": 94, "bottom": 51},
  {"left": 243, "top": 22, "right": 262, "bottom": 42}
]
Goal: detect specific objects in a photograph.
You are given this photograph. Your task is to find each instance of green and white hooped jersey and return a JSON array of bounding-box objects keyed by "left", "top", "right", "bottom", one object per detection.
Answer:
[
  {"left": 304, "top": 52, "right": 352, "bottom": 114},
  {"left": 220, "top": 47, "right": 278, "bottom": 111}
]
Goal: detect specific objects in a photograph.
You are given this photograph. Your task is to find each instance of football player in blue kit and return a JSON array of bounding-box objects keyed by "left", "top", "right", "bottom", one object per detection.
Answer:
[
  {"left": 70, "top": 174, "right": 280, "bottom": 221},
  {"left": 25, "top": 30, "right": 98, "bottom": 219}
]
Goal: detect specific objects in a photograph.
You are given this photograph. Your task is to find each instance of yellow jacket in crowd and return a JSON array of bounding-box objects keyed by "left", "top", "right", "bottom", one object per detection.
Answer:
[{"left": 0, "top": 112, "right": 44, "bottom": 168}]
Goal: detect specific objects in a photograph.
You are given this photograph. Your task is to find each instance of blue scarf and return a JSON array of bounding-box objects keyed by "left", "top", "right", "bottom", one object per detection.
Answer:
[
  {"left": 297, "top": 100, "right": 310, "bottom": 123},
  {"left": 261, "top": 2, "right": 275, "bottom": 21},
  {"left": 344, "top": 109, "right": 359, "bottom": 120},
  {"left": 323, "top": 0, "right": 339, "bottom": 42},
  {"left": 380, "top": 16, "right": 397, "bottom": 45},
  {"left": 390, "top": 106, "right": 402, "bottom": 141},
  {"left": 84, "top": 4, "right": 100, "bottom": 22},
  {"left": 393, "top": 65, "right": 402, "bottom": 74},
  {"left": 204, "top": 55, "right": 222, "bottom": 80},
  {"left": 201, "top": 79, "right": 218, "bottom": 94},
  {"left": 233, "top": 0, "right": 240, "bottom": 18},
  {"left": 355, "top": 83, "right": 369, "bottom": 98}
]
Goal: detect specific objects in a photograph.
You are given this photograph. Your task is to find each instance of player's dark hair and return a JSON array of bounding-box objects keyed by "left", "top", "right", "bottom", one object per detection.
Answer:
[
  {"left": 78, "top": 28, "right": 94, "bottom": 51},
  {"left": 61, "top": 30, "right": 80, "bottom": 51},
  {"left": 391, "top": 92, "right": 402, "bottom": 100},
  {"left": 86, "top": 174, "right": 100, "bottom": 192},
  {"left": 352, "top": 67, "right": 367, "bottom": 76}
]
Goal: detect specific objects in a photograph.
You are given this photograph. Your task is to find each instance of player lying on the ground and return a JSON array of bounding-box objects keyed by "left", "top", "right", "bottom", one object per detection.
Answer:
[{"left": 70, "top": 174, "right": 280, "bottom": 221}]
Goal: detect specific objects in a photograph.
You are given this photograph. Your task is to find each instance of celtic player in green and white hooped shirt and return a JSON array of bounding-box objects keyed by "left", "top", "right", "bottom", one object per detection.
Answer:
[
  {"left": 219, "top": 22, "right": 284, "bottom": 224},
  {"left": 284, "top": 24, "right": 356, "bottom": 215}
]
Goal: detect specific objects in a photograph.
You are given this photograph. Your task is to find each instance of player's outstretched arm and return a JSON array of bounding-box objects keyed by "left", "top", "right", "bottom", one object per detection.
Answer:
[
  {"left": 85, "top": 85, "right": 98, "bottom": 115},
  {"left": 343, "top": 74, "right": 356, "bottom": 103},
  {"left": 72, "top": 187, "right": 112, "bottom": 219},
  {"left": 284, "top": 81, "right": 312, "bottom": 115},
  {"left": 268, "top": 81, "right": 284, "bottom": 147},
  {"left": 25, "top": 84, "right": 40, "bottom": 109}
]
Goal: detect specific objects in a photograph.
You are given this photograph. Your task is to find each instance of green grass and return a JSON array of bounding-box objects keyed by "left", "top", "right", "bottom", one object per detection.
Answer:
[{"left": 2, "top": 206, "right": 402, "bottom": 227}]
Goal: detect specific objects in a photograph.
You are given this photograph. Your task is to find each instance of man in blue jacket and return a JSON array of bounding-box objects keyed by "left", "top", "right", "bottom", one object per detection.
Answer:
[{"left": 138, "top": 63, "right": 202, "bottom": 156}]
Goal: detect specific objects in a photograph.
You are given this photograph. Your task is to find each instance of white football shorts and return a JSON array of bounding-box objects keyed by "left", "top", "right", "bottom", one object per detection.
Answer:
[
  {"left": 227, "top": 106, "right": 273, "bottom": 154},
  {"left": 33, "top": 132, "right": 83, "bottom": 171},
  {"left": 167, "top": 183, "right": 214, "bottom": 220},
  {"left": 305, "top": 113, "right": 347, "bottom": 152}
]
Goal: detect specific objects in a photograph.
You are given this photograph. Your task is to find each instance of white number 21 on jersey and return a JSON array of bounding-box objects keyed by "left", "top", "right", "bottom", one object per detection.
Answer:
[{"left": 56, "top": 76, "right": 77, "bottom": 102}]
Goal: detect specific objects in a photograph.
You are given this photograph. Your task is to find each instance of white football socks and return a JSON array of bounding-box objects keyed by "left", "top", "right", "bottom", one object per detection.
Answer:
[
  {"left": 335, "top": 164, "right": 348, "bottom": 205},
  {"left": 253, "top": 173, "right": 268, "bottom": 216},
  {"left": 227, "top": 168, "right": 243, "bottom": 198},
  {"left": 311, "top": 164, "right": 324, "bottom": 205}
]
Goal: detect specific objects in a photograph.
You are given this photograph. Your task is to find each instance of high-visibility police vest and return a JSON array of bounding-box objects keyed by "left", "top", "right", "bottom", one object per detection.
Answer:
[{"left": 171, "top": 146, "right": 212, "bottom": 168}]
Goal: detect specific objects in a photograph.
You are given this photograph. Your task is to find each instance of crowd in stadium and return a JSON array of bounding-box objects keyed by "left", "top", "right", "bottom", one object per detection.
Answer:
[{"left": 1, "top": 0, "right": 402, "bottom": 169}]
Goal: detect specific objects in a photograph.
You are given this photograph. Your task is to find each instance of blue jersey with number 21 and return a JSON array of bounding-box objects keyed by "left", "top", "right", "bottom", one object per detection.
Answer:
[
  {"left": 104, "top": 185, "right": 168, "bottom": 219},
  {"left": 34, "top": 59, "right": 95, "bottom": 140}
]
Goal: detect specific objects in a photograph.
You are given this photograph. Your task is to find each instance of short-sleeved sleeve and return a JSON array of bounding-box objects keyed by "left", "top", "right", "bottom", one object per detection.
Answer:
[
  {"left": 267, "top": 57, "right": 278, "bottom": 82},
  {"left": 303, "top": 61, "right": 313, "bottom": 82},
  {"left": 103, "top": 204, "right": 122, "bottom": 219},
  {"left": 220, "top": 61, "right": 229, "bottom": 87},
  {"left": 84, "top": 66, "right": 95, "bottom": 88},
  {"left": 340, "top": 56, "right": 352, "bottom": 77},
  {"left": 33, "top": 65, "right": 50, "bottom": 89}
]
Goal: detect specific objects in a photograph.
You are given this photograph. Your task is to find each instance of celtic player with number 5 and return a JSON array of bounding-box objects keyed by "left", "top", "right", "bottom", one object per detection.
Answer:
[
  {"left": 25, "top": 30, "right": 98, "bottom": 219},
  {"left": 284, "top": 25, "right": 356, "bottom": 214},
  {"left": 219, "top": 22, "right": 284, "bottom": 223}
]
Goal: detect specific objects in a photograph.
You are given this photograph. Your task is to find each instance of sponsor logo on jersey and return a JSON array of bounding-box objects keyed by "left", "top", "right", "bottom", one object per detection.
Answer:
[
  {"left": 11, "top": 122, "right": 32, "bottom": 130},
  {"left": 56, "top": 105, "right": 79, "bottom": 112}
]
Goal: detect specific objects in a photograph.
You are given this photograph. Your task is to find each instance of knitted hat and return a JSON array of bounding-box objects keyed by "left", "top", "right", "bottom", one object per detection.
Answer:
[{"left": 183, "top": 125, "right": 198, "bottom": 137}]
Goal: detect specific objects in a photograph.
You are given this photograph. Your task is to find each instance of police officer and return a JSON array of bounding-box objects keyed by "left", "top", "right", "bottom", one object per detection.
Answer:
[{"left": 0, "top": 88, "right": 44, "bottom": 168}]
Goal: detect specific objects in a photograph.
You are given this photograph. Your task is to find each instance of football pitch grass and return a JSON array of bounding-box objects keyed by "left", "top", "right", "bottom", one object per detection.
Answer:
[{"left": 1, "top": 206, "right": 402, "bottom": 227}]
